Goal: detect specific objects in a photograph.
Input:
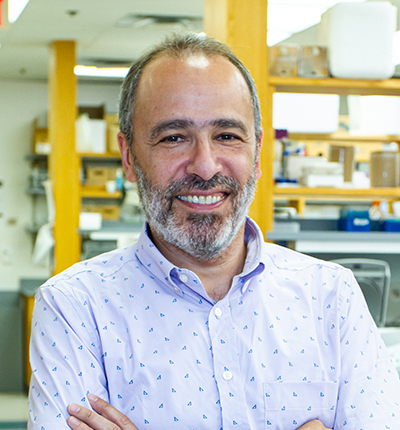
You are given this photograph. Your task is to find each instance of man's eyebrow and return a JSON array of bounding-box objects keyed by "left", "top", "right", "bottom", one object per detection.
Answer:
[
  {"left": 210, "top": 118, "right": 249, "bottom": 135},
  {"left": 149, "top": 118, "right": 249, "bottom": 140},
  {"left": 150, "top": 119, "right": 194, "bottom": 140}
]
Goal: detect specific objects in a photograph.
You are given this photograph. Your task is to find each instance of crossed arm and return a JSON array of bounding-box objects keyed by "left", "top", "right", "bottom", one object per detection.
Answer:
[{"left": 66, "top": 394, "right": 331, "bottom": 430}]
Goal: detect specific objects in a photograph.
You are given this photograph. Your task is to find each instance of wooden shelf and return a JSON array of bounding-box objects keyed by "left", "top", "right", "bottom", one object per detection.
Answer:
[
  {"left": 79, "top": 152, "right": 121, "bottom": 160},
  {"left": 26, "top": 153, "right": 48, "bottom": 162},
  {"left": 267, "top": 76, "right": 400, "bottom": 96},
  {"left": 274, "top": 186, "right": 400, "bottom": 201},
  {"left": 80, "top": 186, "right": 122, "bottom": 199},
  {"left": 27, "top": 187, "right": 45, "bottom": 195},
  {"left": 288, "top": 132, "right": 400, "bottom": 143}
]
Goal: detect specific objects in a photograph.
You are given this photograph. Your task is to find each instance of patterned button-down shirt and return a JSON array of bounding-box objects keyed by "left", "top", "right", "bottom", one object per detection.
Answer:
[{"left": 28, "top": 218, "right": 400, "bottom": 429}]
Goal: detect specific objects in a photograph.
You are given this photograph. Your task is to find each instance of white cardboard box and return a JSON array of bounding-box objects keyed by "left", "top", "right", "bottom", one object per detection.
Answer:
[
  {"left": 76, "top": 116, "right": 106, "bottom": 153},
  {"left": 273, "top": 93, "right": 339, "bottom": 133}
]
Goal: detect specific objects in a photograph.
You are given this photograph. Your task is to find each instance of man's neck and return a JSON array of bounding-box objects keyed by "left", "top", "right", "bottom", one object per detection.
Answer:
[{"left": 149, "top": 224, "right": 248, "bottom": 302}]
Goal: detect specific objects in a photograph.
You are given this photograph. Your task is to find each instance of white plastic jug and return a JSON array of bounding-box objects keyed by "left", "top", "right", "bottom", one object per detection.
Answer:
[{"left": 319, "top": 1, "right": 397, "bottom": 80}]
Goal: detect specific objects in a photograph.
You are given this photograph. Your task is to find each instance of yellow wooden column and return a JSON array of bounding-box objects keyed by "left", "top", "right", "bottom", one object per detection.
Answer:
[
  {"left": 48, "top": 41, "right": 81, "bottom": 274},
  {"left": 204, "top": 0, "right": 274, "bottom": 235}
]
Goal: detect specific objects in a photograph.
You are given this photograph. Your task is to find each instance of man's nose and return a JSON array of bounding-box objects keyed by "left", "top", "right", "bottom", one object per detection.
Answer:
[{"left": 185, "top": 140, "right": 223, "bottom": 181}]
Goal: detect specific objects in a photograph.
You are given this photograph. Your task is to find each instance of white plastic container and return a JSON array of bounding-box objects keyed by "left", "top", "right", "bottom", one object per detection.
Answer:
[
  {"left": 319, "top": 1, "right": 397, "bottom": 80},
  {"left": 273, "top": 93, "right": 339, "bottom": 133}
]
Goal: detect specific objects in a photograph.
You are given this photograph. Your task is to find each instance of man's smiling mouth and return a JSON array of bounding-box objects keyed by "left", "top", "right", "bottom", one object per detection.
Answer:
[{"left": 177, "top": 194, "right": 227, "bottom": 205}]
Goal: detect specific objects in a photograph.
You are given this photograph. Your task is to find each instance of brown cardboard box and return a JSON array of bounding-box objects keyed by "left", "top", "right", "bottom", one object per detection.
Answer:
[
  {"left": 82, "top": 204, "right": 120, "bottom": 220},
  {"left": 329, "top": 145, "right": 355, "bottom": 182},
  {"left": 370, "top": 151, "right": 400, "bottom": 187},
  {"left": 33, "top": 128, "right": 51, "bottom": 154},
  {"left": 107, "top": 168, "right": 118, "bottom": 181},
  {"left": 105, "top": 114, "right": 120, "bottom": 153},
  {"left": 100, "top": 205, "right": 120, "bottom": 220},
  {"left": 85, "top": 167, "right": 118, "bottom": 186},
  {"left": 78, "top": 105, "right": 105, "bottom": 119},
  {"left": 86, "top": 168, "right": 109, "bottom": 186}
]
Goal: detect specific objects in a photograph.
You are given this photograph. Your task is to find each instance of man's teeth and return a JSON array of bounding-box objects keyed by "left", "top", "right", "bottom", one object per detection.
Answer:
[{"left": 178, "top": 195, "right": 224, "bottom": 205}]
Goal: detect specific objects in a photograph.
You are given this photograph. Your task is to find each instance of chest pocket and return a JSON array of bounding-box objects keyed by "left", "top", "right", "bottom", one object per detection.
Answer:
[{"left": 263, "top": 381, "right": 337, "bottom": 430}]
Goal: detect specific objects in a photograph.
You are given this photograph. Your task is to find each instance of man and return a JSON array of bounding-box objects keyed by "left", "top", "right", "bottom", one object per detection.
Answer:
[{"left": 28, "top": 33, "right": 400, "bottom": 430}]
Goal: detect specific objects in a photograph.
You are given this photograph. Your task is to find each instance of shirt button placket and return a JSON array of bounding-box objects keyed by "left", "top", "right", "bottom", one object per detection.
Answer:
[{"left": 209, "top": 297, "right": 250, "bottom": 429}]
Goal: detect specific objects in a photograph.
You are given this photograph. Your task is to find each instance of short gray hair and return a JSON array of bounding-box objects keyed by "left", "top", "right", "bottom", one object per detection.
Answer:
[{"left": 118, "top": 32, "right": 261, "bottom": 147}]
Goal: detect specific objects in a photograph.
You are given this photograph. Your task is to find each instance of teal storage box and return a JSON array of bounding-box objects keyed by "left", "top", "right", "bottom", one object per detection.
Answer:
[{"left": 339, "top": 210, "right": 370, "bottom": 232}]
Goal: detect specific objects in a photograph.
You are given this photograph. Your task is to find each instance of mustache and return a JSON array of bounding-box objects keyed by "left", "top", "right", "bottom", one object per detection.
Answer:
[{"left": 165, "top": 174, "right": 241, "bottom": 198}]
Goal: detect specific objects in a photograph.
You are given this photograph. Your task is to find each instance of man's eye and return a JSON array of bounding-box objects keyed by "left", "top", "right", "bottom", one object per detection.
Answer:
[
  {"left": 216, "top": 133, "right": 239, "bottom": 141},
  {"left": 159, "top": 135, "right": 185, "bottom": 143}
]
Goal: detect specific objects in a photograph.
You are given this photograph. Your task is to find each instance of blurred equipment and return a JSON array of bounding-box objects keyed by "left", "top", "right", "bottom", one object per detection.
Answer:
[
  {"left": 298, "top": 46, "right": 328, "bottom": 78},
  {"left": 269, "top": 44, "right": 329, "bottom": 78},
  {"left": 331, "top": 259, "right": 390, "bottom": 327},
  {"left": 268, "top": 44, "right": 298, "bottom": 77}
]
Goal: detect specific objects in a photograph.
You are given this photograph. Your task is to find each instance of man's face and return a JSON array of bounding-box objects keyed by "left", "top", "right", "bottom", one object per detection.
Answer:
[{"left": 119, "top": 54, "right": 262, "bottom": 260}]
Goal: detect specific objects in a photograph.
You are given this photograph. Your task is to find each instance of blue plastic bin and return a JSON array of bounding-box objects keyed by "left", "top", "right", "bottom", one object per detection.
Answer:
[{"left": 339, "top": 210, "right": 370, "bottom": 232}]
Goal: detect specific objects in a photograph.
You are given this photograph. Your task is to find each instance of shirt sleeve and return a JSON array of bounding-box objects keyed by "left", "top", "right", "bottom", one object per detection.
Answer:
[
  {"left": 335, "top": 268, "right": 400, "bottom": 429},
  {"left": 28, "top": 281, "right": 108, "bottom": 430}
]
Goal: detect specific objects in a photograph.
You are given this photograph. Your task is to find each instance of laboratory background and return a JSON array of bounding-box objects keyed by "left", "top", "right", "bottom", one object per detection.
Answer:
[{"left": 1, "top": 0, "right": 400, "bottom": 427}]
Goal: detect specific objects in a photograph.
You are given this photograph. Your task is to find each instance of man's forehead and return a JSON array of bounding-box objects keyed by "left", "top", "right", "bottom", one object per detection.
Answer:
[
  {"left": 140, "top": 53, "right": 243, "bottom": 86},
  {"left": 134, "top": 54, "right": 252, "bottom": 115}
]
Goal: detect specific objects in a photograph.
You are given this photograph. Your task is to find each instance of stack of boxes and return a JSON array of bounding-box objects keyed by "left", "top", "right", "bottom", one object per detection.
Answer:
[{"left": 82, "top": 166, "right": 122, "bottom": 221}]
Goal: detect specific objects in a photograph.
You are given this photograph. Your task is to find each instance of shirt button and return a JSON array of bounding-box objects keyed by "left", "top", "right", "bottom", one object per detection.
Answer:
[
  {"left": 179, "top": 274, "right": 189, "bottom": 283},
  {"left": 173, "top": 286, "right": 181, "bottom": 293},
  {"left": 222, "top": 370, "right": 233, "bottom": 381},
  {"left": 214, "top": 307, "right": 223, "bottom": 318}
]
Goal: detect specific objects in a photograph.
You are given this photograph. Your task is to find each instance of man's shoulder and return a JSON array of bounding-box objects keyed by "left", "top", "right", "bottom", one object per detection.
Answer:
[
  {"left": 40, "top": 243, "right": 139, "bottom": 295},
  {"left": 261, "top": 241, "right": 343, "bottom": 274},
  {"left": 246, "top": 217, "right": 345, "bottom": 276}
]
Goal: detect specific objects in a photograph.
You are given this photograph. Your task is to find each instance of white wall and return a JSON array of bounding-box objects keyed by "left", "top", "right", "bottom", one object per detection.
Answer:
[{"left": 0, "top": 78, "right": 121, "bottom": 291}]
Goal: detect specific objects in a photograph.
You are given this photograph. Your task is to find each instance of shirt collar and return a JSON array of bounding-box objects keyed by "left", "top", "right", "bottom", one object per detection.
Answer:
[{"left": 134, "top": 218, "right": 265, "bottom": 294}]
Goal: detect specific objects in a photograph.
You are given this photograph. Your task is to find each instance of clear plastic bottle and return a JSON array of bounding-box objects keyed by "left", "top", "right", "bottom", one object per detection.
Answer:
[{"left": 369, "top": 201, "right": 384, "bottom": 221}]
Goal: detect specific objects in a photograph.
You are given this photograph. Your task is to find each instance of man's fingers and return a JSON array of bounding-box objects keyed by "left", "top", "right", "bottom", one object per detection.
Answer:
[
  {"left": 296, "top": 419, "right": 332, "bottom": 429},
  {"left": 67, "top": 404, "right": 105, "bottom": 430},
  {"left": 67, "top": 396, "right": 137, "bottom": 430},
  {"left": 67, "top": 413, "right": 94, "bottom": 430},
  {"left": 87, "top": 394, "right": 138, "bottom": 430}
]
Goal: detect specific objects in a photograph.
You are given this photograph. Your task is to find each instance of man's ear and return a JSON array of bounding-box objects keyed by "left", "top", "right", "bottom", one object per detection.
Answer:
[
  {"left": 118, "top": 131, "right": 137, "bottom": 183},
  {"left": 255, "top": 129, "right": 263, "bottom": 180}
]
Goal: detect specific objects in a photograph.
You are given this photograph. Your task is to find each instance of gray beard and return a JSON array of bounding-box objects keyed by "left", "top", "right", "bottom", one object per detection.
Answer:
[{"left": 133, "top": 160, "right": 256, "bottom": 261}]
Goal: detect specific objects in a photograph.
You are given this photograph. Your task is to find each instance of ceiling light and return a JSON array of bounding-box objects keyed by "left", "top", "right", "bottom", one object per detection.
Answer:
[
  {"left": 74, "top": 65, "right": 129, "bottom": 78},
  {"left": 8, "top": 0, "right": 30, "bottom": 23},
  {"left": 116, "top": 13, "right": 202, "bottom": 28}
]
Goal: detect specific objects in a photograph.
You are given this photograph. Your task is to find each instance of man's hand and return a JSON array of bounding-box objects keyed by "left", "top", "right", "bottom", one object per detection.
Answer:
[
  {"left": 67, "top": 395, "right": 332, "bottom": 430},
  {"left": 297, "top": 419, "right": 332, "bottom": 429},
  {"left": 67, "top": 394, "right": 138, "bottom": 430}
]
